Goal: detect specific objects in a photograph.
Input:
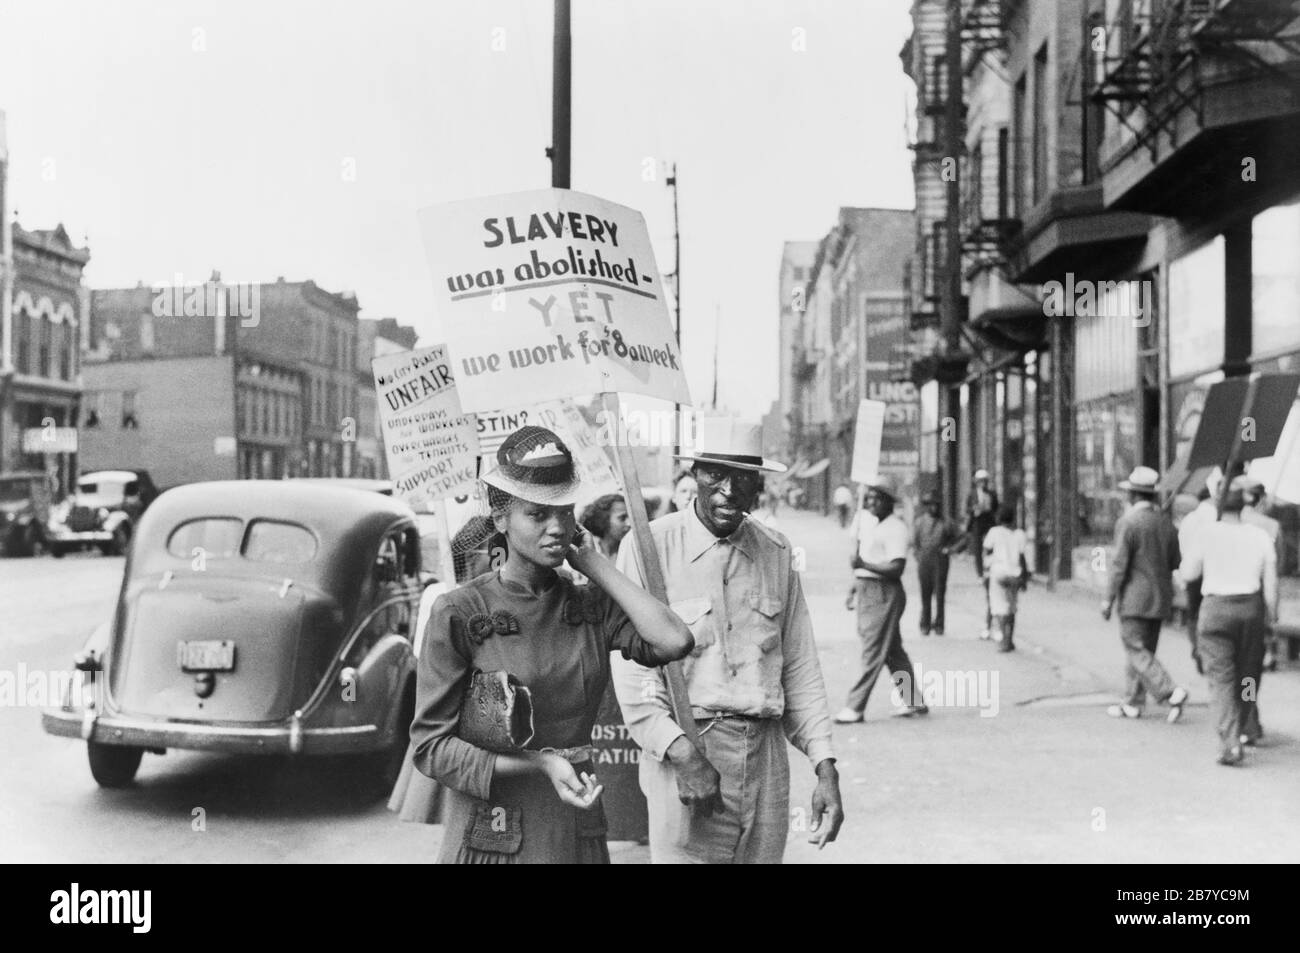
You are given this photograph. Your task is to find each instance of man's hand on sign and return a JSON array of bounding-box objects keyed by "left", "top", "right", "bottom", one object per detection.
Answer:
[
  {"left": 808, "top": 760, "right": 844, "bottom": 849},
  {"left": 665, "top": 735, "right": 722, "bottom": 815}
]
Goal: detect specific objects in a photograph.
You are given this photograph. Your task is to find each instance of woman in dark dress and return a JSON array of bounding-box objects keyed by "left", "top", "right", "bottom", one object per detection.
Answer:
[{"left": 410, "top": 426, "right": 693, "bottom": 864}]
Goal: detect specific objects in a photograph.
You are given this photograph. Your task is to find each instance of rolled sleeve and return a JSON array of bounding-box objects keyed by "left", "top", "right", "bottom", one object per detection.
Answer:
[
  {"left": 409, "top": 596, "right": 497, "bottom": 801},
  {"left": 779, "top": 568, "right": 835, "bottom": 767},
  {"left": 610, "top": 534, "right": 686, "bottom": 761}
]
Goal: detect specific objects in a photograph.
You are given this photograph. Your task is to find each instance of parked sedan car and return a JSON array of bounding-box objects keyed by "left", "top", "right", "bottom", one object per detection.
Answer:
[
  {"left": 46, "top": 469, "right": 159, "bottom": 557},
  {"left": 0, "top": 470, "right": 52, "bottom": 557},
  {"left": 42, "top": 480, "right": 425, "bottom": 796}
]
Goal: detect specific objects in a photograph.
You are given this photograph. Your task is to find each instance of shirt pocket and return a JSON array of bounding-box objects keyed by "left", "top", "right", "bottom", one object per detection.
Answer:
[
  {"left": 671, "top": 596, "right": 714, "bottom": 657},
  {"left": 745, "top": 590, "right": 783, "bottom": 653},
  {"left": 463, "top": 803, "right": 523, "bottom": 857}
]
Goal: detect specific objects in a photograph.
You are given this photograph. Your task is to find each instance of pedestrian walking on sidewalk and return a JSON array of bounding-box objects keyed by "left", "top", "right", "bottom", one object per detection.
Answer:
[
  {"left": 833, "top": 483, "right": 854, "bottom": 528},
  {"left": 835, "top": 475, "right": 928, "bottom": 723},
  {"left": 1178, "top": 475, "right": 1278, "bottom": 765},
  {"left": 1240, "top": 475, "right": 1283, "bottom": 673},
  {"left": 912, "top": 491, "right": 965, "bottom": 636},
  {"left": 1177, "top": 472, "right": 1221, "bottom": 675},
  {"left": 965, "top": 469, "right": 999, "bottom": 639},
  {"left": 982, "top": 504, "right": 1030, "bottom": 652},
  {"left": 1101, "top": 466, "right": 1189, "bottom": 723}
]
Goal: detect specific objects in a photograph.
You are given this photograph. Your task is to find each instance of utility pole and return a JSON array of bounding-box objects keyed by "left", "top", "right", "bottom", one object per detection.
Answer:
[
  {"left": 549, "top": 0, "right": 572, "bottom": 188},
  {"left": 666, "top": 162, "right": 682, "bottom": 456},
  {"left": 711, "top": 304, "right": 720, "bottom": 410},
  {"left": 940, "top": 0, "right": 965, "bottom": 517}
]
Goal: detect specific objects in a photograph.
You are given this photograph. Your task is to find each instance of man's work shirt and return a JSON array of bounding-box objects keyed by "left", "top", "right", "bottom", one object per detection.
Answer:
[
  {"left": 912, "top": 512, "right": 963, "bottom": 561},
  {"left": 1181, "top": 519, "right": 1277, "bottom": 605},
  {"left": 1242, "top": 505, "right": 1284, "bottom": 569},
  {"left": 851, "top": 510, "right": 909, "bottom": 579},
  {"left": 610, "top": 508, "right": 835, "bottom": 766},
  {"left": 1177, "top": 498, "right": 1218, "bottom": 560}
]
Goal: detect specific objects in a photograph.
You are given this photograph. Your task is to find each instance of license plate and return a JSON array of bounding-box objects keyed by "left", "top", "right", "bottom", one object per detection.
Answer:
[{"left": 177, "top": 640, "right": 236, "bottom": 672}]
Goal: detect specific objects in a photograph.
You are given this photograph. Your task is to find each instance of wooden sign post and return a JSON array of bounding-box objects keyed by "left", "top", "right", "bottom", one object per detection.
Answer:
[{"left": 601, "top": 392, "right": 702, "bottom": 750}]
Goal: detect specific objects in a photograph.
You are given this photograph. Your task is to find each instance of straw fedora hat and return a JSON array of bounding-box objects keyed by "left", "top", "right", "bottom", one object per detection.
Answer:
[
  {"left": 1118, "top": 465, "right": 1160, "bottom": 495},
  {"left": 675, "top": 416, "right": 787, "bottom": 474}
]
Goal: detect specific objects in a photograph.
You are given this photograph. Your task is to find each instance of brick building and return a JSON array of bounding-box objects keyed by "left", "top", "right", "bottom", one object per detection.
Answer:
[{"left": 82, "top": 277, "right": 417, "bottom": 488}]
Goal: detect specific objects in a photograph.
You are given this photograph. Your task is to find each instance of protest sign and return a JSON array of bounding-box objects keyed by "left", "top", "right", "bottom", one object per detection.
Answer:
[
  {"left": 372, "top": 344, "right": 480, "bottom": 506},
  {"left": 418, "top": 188, "right": 691, "bottom": 411},
  {"left": 475, "top": 399, "right": 622, "bottom": 502},
  {"left": 850, "top": 399, "right": 886, "bottom": 483}
]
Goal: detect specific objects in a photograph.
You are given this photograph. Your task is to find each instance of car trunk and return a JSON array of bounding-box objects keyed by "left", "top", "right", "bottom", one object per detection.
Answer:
[{"left": 112, "top": 576, "right": 308, "bottom": 723}]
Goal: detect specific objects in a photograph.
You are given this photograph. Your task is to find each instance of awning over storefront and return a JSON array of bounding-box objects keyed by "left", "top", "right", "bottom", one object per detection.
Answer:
[{"left": 968, "top": 305, "right": 1048, "bottom": 353}]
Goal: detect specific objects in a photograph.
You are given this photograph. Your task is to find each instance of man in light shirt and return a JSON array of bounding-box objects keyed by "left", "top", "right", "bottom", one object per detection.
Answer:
[
  {"left": 1176, "top": 472, "right": 1221, "bottom": 673},
  {"left": 1240, "top": 475, "right": 1283, "bottom": 673},
  {"left": 1178, "top": 475, "right": 1278, "bottom": 765},
  {"left": 611, "top": 418, "right": 843, "bottom": 863},
  {"left": 834, "top": 475, "right": 928, "bottom": 723}
]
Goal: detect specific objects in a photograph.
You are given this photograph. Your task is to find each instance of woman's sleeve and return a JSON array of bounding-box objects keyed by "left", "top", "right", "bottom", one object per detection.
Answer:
[
  {"left": 595, "top": 571, "right": 670, "bottom": 667},
  {"left": 410, "top": 594, "right": 497, "bottom": 800}
]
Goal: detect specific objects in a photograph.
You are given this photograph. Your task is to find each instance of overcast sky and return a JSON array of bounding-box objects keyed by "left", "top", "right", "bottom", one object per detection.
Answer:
[{"left": 1, "top": 0, "right": 914, "bottom": 419}]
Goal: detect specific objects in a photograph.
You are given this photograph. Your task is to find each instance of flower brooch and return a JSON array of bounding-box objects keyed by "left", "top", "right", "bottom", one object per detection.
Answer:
[
  {"left": 466, "top": 610, "right": 521, "bottom": 644},
  {"left": 562, "top": 587, "right": 602, "bottom": 626}
]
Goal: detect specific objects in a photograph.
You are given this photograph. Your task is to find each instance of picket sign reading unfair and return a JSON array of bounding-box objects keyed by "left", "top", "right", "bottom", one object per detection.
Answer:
[
  {"left": 850, "top": 399, "right": 886, "bottom": 484},
  {"left": 418, "top": 189, "right": 691, "bottom": 413},
  {"left": 372, "top": 344, "right": 480, "bottom": 506}
]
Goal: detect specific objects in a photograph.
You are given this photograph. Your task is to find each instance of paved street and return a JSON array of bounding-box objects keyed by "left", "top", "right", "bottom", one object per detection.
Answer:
[{"left": 2, "top": 507, "right": 1297, "bottom": 863}]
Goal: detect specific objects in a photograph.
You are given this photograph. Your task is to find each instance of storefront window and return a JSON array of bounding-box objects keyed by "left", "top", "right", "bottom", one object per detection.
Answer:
[
  {"left": 1168, "top": 236, "right": 1225, "bottom": 379},
  {"left": 1076, "top": 397, "right": 1138, "bottom": 545},
  {"left": 1252, "top": 200, "right": 1300, "bottom": 359}
]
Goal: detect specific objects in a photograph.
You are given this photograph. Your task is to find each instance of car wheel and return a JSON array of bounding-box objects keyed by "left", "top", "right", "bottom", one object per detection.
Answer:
[
  {"left": 87, "top": 743, "right": 143, "bottom": 788},
  {"left": 25, "top": 524, "right": 47, "bottom": 558},
  {"left": 49, "top": 543, "right": 67, "bottom": 559}
]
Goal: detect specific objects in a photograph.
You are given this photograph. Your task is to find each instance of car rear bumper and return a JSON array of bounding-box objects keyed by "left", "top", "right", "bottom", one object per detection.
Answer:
[
  {"left": 41, "top": 707, "right": 384, "bottom": 755},
  {"left": 45, "top": 527, "right": 113, "bottom": 544}
]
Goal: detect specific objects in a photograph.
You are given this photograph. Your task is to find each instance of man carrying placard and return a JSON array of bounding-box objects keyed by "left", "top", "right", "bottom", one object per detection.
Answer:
[{"left": 611, "top": 417, "right": 844, "bottom": 863}]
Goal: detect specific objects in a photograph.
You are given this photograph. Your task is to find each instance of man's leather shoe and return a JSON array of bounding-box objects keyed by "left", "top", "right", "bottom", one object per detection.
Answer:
[
  {"left": 1217, "top": 744, "right": 1244, "bottom": 766},
  {"left": 1166, "top": 686, "right": 1188, "bottom": 724},
  {"left": 890, "top": 704, "right": 929, "bottom": 718}
]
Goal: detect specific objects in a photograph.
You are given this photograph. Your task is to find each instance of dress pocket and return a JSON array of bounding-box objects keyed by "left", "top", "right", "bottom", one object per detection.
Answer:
[
  {"left": 462, "top": 803, "right": 523, "bottom": 858},
  {"left": 671, "top": 596, "right": 715, "bottom": 656}
]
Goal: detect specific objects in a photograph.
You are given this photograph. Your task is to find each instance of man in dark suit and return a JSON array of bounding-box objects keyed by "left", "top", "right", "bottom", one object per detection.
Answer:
[{"left": 1101, "top": 466, "right": 1189, "bottom": 722}]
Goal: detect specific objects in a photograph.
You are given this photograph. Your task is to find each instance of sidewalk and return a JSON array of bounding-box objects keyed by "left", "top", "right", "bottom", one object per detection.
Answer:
[{"left": 769, "top": 506, "right": 1300, "bottom": 864}]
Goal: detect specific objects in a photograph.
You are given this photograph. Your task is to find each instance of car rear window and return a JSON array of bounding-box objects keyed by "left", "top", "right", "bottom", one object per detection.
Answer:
[
  {"left": 243, "top": 520, "right": 317, "bottom": 564},
  {"left": 167, "top": 518, "right": 244, "bottom": 559}
]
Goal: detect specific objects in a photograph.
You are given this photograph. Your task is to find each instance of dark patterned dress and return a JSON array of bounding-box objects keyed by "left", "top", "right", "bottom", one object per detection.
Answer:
[{"left": 411, "top": 570, "right": 665, "bottom": 864}]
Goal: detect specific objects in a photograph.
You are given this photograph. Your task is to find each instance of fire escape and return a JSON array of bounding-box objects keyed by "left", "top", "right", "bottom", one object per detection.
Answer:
[{"left": 1092, "top": 0, "right": 1300, "bottom": 157}]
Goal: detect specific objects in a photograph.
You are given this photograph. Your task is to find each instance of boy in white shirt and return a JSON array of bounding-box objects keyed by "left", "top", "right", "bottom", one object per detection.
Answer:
[{"left": 982, "top": 504, "right": 1030, "bottom": 652}]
